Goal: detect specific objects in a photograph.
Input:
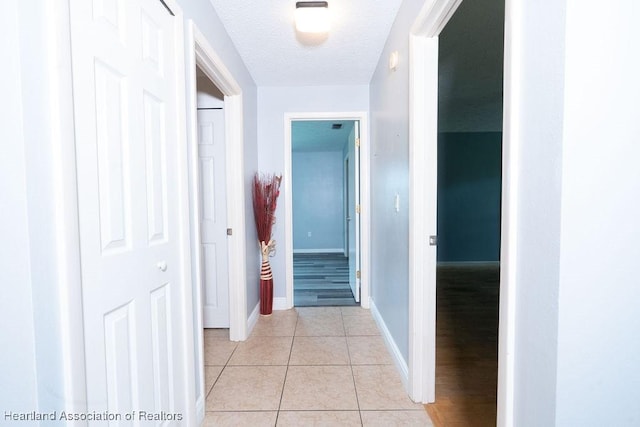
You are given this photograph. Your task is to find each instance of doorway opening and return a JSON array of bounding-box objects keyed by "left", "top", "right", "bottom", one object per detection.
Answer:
[
  {"left": 195, "top": 67, "right": 230, "bottom": 327},
  {"left": 290, "top": 120, "right": 360, "bottom": 307},
  {"left": 428, "top": 0, "right": 505, "bottom": 423},
  {"left": 409, "top": 0, "right": 505, "bottom": 424},
  {"left": 283, "top": 112, "right": 370, "bottom": 310},
  {"left": 185, "top": 21, "right": 247, "bottom": 423}
]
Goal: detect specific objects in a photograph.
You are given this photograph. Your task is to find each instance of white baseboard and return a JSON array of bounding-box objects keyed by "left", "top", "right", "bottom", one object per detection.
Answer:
[
  {"left": 196, "top": 396, "right": 204, "bottom": 426},
  {"left": 250, "top": 298, "right": 290, "bottom": 323},
  {"left": 247, "top": 302, "right": 260, "bottom": 337},
  {"left": 370, "top": 299, "right": 409, "bottom": 391},
  {"left": 293, "top": 248, "right": 345, "bottom": 254},
  {"left": 272, "top": 297, "right": 290, "bottom": 311},
  {"left": 437, "top": 261, "right": 500, "bottom": 268}
]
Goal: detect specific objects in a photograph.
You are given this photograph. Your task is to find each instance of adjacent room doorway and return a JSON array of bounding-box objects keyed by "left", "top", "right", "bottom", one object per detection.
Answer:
[
  {"left": 429, "top": 0, "right": 505, "bottom": 418},
  {"left": 284, "top": 112, "right": 370, "bottom": 310},
  {"left": 409, "top": 0, "right": 510, "bottom": 425},
  {"left": 290, "top": 120, "right": 360, "bottom": 306}
]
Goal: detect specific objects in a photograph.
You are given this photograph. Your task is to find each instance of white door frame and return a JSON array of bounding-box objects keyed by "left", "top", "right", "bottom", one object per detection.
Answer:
[
  {"left": 185, "top": 19, "right": 248, "bottom": 420},
  {"left": 283, "top": 112, "right": 370, "bottom": 309},
  {"left": 343, "top": 153, "right": 350, "bottom": 257},
  {"left": 35, "top": 0, "right": 89, "bottom": 416},
  {"left": 408, "top": 0, "right": 516, "bottom": 425},
  {"left": 408, "top": 0, "right": 462, "bottom": 405}
]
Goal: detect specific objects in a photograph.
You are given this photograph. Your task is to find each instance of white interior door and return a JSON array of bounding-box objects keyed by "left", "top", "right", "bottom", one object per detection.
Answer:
[
  {"left": 197, "top": 108, "right": 229, "bottom": 327},
  {"left": 70, "top": 0, "right": 188, "bottom": 420},
  {"left": 348, "top": 122, "right": 361, "bottom": 302}
]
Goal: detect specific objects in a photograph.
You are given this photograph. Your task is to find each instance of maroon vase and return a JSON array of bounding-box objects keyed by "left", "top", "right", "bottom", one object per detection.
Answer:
[{"left": 260, "top": 256, "right": 273, "bottom": 315}]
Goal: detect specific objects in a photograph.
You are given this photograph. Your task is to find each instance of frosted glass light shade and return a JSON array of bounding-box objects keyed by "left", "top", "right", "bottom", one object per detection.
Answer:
[{"left": 295, "top": 2, "right": 330, "bottom": 33}]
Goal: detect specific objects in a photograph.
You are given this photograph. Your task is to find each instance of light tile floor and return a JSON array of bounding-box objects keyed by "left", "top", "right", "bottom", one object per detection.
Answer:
[{"left": 203, "top": 307, "right": 433, "bottom": 426}]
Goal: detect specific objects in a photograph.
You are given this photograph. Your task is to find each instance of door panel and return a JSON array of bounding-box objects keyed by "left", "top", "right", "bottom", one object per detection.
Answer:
[
  {"left": 70, "top": 0, "right": 186, "bottom": 421},
  {"left": 94, "top": 60, "right": 130, "bottom": 253},
  {"left": 150, "top": 284, "right": 174, "bottom": 412},
  {"left": 197, "top": 109, "right": 229, "bottom": 327},
  {"left": 143, "top": 92, "right": 168, "bottom": 245},
  {"left": 104, "top": 303, "right": 137, "bottom": 415}
]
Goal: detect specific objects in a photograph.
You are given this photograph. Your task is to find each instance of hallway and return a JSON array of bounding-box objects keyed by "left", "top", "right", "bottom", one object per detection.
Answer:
[{"left": 203, "top": 307, "right": 433, "bottom": 426}]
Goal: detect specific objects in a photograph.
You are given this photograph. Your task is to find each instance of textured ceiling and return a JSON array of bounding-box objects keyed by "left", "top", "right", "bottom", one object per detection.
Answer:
[
  {"left": 208, "top": 0, "right": 403, "bottom": 86},
  {"left": 292, "top": 120, "right": 355, "bottom": 152},
  {"left": 438, "top": 0, "right": 505, "bottom": 132}
]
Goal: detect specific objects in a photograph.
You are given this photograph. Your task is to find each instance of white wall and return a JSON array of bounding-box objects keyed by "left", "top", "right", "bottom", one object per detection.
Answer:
[
  {"left": 555, "top": 1, "right": 640, "bottom": 425},
  {"left": 0, "top": 0, "right": 39, "bottom": 414},
  {"left": 506, "top": 0, "right": 566, "bottom": 424},
  {"left": 292, "top": 151, "right": 345, "bottom": 251},
  {"left": 368, "top": 0, "right": 425, "bottom": 363},
  {"left": 1, "top": 0, "right": 87, "bottom": 415},
  {"left": 508, "top": 0, "right": 640, "bottom": 425},
  {"left": 257, "top": 85, "right": 369, "bottom": 300}
]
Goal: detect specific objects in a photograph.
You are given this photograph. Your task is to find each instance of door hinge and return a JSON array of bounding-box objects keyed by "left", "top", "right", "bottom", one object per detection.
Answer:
[
  {"left": 356, "top": 204, "right": 361, "bottom": 214},
  {"left": 356, "top": 270, "right": 361, "bottom": 279},
  {"left": 227, "top": 228, "right": 233, "bottom": 236},
  {"left": 429, "top": 235, "right": 437, "bottom": 246},
  {"left": 355, "top": 137, "right": 361, "bottom": 148}
]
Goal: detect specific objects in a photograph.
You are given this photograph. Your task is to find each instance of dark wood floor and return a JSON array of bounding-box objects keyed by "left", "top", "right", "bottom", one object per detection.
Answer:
[
  {"left": 293, "top": 252, "right": 358, "bottom": 307},
  {"left": 425, "top": 264, "right": 499, "bottom": 427}
]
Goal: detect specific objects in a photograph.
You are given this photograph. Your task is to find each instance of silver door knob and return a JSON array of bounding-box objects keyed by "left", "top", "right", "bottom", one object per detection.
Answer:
[{"left": 157, "top": 261, "right": 167, "bottom": 272}]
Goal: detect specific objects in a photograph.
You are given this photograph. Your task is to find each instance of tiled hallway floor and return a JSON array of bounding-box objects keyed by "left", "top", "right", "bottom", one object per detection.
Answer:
[{"left": 203, "top": 307, "right": 433, "bottom": 426}]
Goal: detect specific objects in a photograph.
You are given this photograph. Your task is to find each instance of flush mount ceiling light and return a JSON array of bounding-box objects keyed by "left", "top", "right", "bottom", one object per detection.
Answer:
[{"left": 295, "top": 1, "right": 330, "bottom": 33}]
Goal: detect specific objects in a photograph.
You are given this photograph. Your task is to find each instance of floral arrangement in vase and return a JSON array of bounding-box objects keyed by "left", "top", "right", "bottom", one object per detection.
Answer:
[{"left": 252, "top": 173, "right": 282, "bottom": 315}]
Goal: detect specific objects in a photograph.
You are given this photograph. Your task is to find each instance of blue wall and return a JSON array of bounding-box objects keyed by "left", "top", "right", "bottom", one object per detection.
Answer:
[
  {"left": 292, "top": 151, "right": 344, "bottom": 251},
  {"left": 437, "top": 132, "right": 502, "bottom": 262}
]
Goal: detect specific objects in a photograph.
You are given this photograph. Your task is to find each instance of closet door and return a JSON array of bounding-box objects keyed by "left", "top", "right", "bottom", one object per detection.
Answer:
[
  {"left": 197, "top": 108, "right": 230, "bottom": 327},
  {"left": 70, "top": 0, "right": 190, "bottom": 422}
]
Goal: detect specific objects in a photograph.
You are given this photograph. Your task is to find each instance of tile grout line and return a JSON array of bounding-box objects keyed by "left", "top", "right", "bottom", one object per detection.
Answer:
[
  {"left": 274, "top": 311, "right": 299, "bottom": 426},
  {"left": 204, "top": 332, "right": 238, "bottom": 403},
  {"left": 205, "top": 308, "right": 430, "bottom": 424},
  {"left": 343, "top": 309, "right": 365, "bottom": 426}
]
